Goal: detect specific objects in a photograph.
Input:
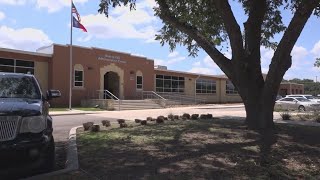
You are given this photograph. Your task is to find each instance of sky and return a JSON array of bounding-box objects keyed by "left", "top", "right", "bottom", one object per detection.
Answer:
[{"left": 0, "top": 0, "right": 320, "bottom": 81}]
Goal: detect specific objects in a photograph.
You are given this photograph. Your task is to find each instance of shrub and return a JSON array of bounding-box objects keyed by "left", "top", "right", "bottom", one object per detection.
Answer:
[
  {"left": 117, "top": 119, "right": 125, "bottom": 124},
  {"left": 120, "top": 123, "right": 128, "bottom": 128},
  {"left": 182, "top": 113, "right": 191, "bottom": 119},
  {"left": 280, "top": 111, "right": 291, "bottom": 121},
  {"left": 191, "top": 114, "right": 199, "bottom": 120},
  {"left": 146, "top": 117, "right": 153, "bottom": 121},
  {"left": 135, "top": 119, "right": 142, "bottom": 123},
  {"left": 83, "top": 122, "right": 94, "bottom": 131},
  {"left": 90, "top": 125, "right": 100, "bottom": 132},
  {"left": 141, "top": 120, "right": 147, "bottom": 125}
]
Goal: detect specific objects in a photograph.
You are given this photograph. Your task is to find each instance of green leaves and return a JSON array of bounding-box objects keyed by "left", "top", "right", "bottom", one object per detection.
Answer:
[{"left": 314, "top": 58, "right": 320, "bottom": 67}]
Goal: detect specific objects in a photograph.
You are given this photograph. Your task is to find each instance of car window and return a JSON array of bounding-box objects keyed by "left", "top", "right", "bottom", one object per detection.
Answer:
[
  {"left": 306, "top": 96, "right": 315, "bottom": 99},
  {"left": 280, "top": 98, "right": 294, "bottom": 102},
  {"left": 0, "top": 75, "right": 41, "bottom": 99},
  {"left": 296, "top": 98, "right": 310, "bottom": 102}
]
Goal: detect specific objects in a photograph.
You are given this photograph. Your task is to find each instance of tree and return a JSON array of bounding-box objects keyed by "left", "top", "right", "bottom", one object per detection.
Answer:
[{"left": 98, "top": 0, "right": 320, "bottom": 130}]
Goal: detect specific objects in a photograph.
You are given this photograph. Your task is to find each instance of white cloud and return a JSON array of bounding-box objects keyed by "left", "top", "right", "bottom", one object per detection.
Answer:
[
  {"left": 76, "top": 0, "right": 158, "bottom": 43},
  {"left": 311, "top": 40, "right": 320, "bottom": 57},
  {"left": 192, "top": 61, "right": 201, "bottom": 67},
  {"left": 291, "top": 45, "right": 309, "bottom": 70},
  {"left": 0, "top": 26, "right": 52, "bottom": 51},
  {"left": 188, "top": 67, "right": 215, "bottom": 75},
  {"left": 0, "top": 0, "right": 26, "bottom": 5},
  {"left": 36, "top": 0, "right": 88, "bottom": 13},
  {"left": 168, "top": 51, "right": 179, "bottom": 58},
  {"left": 0, "top": 11, "right": 5, "bottom": 21}
]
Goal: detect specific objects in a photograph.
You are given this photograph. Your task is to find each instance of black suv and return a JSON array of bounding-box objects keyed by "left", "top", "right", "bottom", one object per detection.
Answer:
[{"left": 0, "top": 72, "right": 60, "bottom": 176}]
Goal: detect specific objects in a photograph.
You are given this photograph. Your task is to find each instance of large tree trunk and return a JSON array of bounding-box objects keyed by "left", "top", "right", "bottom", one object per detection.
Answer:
[{"left": 244, "top": 98, "right": 275, "bottom": 130}]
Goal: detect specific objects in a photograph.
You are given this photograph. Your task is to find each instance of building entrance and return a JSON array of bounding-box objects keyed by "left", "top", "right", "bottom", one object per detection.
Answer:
[{"left": 104, "top": 71, "right": 120, "bottom": 98}]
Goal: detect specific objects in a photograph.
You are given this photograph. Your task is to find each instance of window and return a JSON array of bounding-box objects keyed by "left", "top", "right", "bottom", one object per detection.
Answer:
[
  {"left": 226, "top": 80, "right": 238, "bottom": 94},
  {"left": 280, "top": 98, "right": 294, "bottom": 102},
  {"left": 136, "top": 76, "right": 143, "bottom": 89},
  {"left": 196, "top": 79, "right": 216, "bottom": 94},
  {"left": 155, "top": 74, "right": 185, "bottom": 93},
  {"left": 0, "top": 58, "right": 34, "bottom": 74},
  {"left": 74, "top": 64, "right": 84, "bottom": 87}
]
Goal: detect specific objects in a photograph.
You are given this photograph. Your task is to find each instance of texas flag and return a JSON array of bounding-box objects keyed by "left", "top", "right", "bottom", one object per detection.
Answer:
[
  {"left": 73, "top": 16, "right": 87, "bottom": 32},
  {"left": 72, "top": 1, "right": 87, "bottom": 32}
]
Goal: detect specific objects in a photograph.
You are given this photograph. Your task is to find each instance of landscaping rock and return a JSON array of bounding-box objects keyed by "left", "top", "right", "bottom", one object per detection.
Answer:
[
  {"left": 141, "top": 120, "right": 147, "bottom": 125},
  {"left": 135, "top": 119, "right": 142, "bottom": 123},
  {"left": 168, "top": 114, "right": 174, "bottom": 120},
  {"left": 146, "top": 117, "right": 153, "bottom": 121},
  {"left": 200, "top": 114, "right": 208, "bottom": 119},
  {"left": 83, "top": 122, "right": 94, "bottom": 131},
  {"left": 90, "top": 124, "right": 100, "bottom": 132},
  {"left": 182, "top": 113, "right": 191, "bottom": 119},
  {"left": 164, "top": 117, "right": 168, "bottom": 121},
  {"left": 207, "top": 114, "right": 213, "bottom": 119},
  {"left": 156, "top": 116, "right": 165, "bottom": 123},
  {"left": 120, "top": 123, "right": 128, "bottom": 128},
  {"left": 101, "top": 120, "right": 111, "bottom": 126},
  {"left": 173, "top": 115, "right": 179, "bottom": 120},
  {"left": 117, "top": 119, "right": 125, "bottom": 124},
  {"left": 182, "top": 117, "right": 187, "bottom": 120},
  {"left": 191, "top": 114, "right": 199, "bottom": 120}
]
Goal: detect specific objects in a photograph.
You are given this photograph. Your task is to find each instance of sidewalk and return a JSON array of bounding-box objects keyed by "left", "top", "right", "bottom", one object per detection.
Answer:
[
  {"left": 50, "top": 104, "right": 320, "bottom": 127},
  {"left": 49, "top": 104, "right": 245, "bottom": 117}
]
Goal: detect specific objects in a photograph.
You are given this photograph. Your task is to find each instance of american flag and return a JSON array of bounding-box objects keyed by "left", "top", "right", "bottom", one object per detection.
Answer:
[{"left": 72, "top": 1, "right": 81, "bottom": 22}]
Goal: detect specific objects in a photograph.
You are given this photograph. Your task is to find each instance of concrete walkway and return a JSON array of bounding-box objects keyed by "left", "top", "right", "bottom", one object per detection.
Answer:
[{"left": 50, "top": 104, "right": 320, "bottom": 127}]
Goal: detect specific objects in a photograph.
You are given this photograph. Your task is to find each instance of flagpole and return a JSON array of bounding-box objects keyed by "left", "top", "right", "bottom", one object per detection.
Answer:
[{"left": 69, "top": 0, "right": 73, "bottom": 110}]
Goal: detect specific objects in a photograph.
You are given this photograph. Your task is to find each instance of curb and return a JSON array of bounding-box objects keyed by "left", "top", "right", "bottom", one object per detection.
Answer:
[
  {"left": 24, "top": 126, "right": 82, "bottom": 180},
  {"left": 50, "top": 112, "right": 94, "bottom": 117}
]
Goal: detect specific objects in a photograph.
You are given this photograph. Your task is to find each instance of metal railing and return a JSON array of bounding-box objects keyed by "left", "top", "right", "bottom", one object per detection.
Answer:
[
  {"left": 156, "top": 92, "right": 207, "bottom": 106},
  {"left": 136, "top": 91, "right": 166, "bottom": 107},
  {"left": 96, "top": 90, "right": 121, "bottom": 110}
]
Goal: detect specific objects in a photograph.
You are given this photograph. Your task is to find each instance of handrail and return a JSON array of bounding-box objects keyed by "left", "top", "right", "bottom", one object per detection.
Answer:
[
  {"left": 144, "top": 91, "right": 166, "bottom": 100},
  {"left": 97, "top": 90, "right": 119, "bottom": 100},
  {"left": 96, "top": 90, "right": 120, "bottom": 111},
  {"left": 157, "top": 92, "right": 207, "bottom": 105}
]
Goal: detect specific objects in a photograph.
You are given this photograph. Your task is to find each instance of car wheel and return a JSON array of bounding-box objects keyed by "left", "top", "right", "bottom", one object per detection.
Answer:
[
  {"left": 298, "top": 105, "right": 305, "bottom": 112},
  {"left": 43, "top": 137, "right": 55, "bottom": 171}
]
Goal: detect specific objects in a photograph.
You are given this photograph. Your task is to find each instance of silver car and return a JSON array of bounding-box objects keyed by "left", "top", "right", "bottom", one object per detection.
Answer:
[{"left": 275, "top": 97, "right": 320, "bottom": 111}]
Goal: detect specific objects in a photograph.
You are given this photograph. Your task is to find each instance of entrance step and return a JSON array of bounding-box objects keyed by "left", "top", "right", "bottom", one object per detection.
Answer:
[{"left": 116, "top": 99, "right": 164, "bottom": 111}]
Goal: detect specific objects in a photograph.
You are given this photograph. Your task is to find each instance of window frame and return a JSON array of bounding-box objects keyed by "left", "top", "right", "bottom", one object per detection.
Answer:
[
  {"left": 74, "top": 69, "right": 84, "bottom": 88},
  {"left": 0, "top": 58, "right": 35, "bottom": 74},
  {"left": 226, "top": 80, "right": 238, "bottom": 95},
  {"left": 196, "top": 79, "right": 216, "bottom": 94},
  {"left": 136, "top": 75, "right": 143, "bottom": 90},
  {"left": 155, "top": 74, "right": 185, "bottom": 93}
]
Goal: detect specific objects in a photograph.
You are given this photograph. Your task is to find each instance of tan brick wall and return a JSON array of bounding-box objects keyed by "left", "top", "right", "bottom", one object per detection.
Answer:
[{"left": 34, "top": 61, "right": 48, "bottom": 94}]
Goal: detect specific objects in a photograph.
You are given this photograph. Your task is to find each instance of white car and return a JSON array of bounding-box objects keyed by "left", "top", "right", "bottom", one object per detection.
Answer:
[
  {"left": 285, "top": 94, "right": 320, "bottom": 103},
  {"left": 275, "top": 97, "right": 320, "bottom": 111}
]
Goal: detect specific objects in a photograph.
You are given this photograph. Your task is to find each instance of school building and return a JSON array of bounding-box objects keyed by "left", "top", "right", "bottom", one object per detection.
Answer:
[{"left": 0, "top": 44, "right": 304, "bottom": 109}]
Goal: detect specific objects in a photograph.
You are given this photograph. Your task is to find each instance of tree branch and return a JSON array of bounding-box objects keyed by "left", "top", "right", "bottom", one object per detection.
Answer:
[
  {"left": 214, "top": 0, "right": 244, "bottom": 59},
  {"left": 156, "top": 0, "right": 233, "bottom": 78},
  {"left": 244, "top": 0, "right": 267, "bottom": 57},
  {"left": 265, "top": 0, "right": 320, "bottom": 97}
]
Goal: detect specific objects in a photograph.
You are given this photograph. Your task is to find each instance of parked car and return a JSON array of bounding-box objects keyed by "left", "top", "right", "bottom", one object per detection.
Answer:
[
  {"left": 276, "top": 95, "right": 283, "bottom": 100},
  {"left": 275, "top": 97, "right": 320, "bottom": 111},
  {"left": 285, "top": 94, "right": 320, "bottom": 103},
  {"left": 0, "top": 73, "right": 61, "bottom": 175}
]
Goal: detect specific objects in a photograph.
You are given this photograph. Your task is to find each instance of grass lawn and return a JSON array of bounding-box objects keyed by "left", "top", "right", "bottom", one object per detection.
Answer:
[{"left": 76, "top": 119, "right": 320, "bottom": 179}]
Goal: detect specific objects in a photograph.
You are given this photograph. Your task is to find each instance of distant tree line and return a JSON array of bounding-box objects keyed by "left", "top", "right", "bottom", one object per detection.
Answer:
[{"left": 282, "top": 78, "right": 320, "bottom": 96}]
